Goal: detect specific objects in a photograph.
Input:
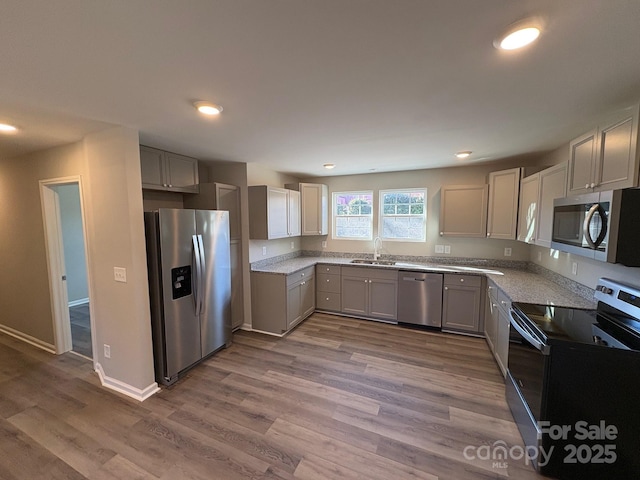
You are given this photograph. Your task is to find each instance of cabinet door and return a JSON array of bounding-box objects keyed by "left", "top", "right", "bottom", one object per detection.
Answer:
[
  {"left": 288, "top": 189, "right": 301, "bottom": 236},
  {"left": 368, "top": 278, "right": 397, "bottom": 321},
  {"left": 300, "top": 276, "right": 315, "bottom": 319},
  {"left": 517, "top": 173, "right": 539, "bottom": 244},
  {"left": 487, "top": 168, "right": 521, "bottom": 240},
  {"left": 286, "top": 282, "right": 302, "bottom": 329},
  {"left": 595, "top": 108, "right": 639, "bottom": 191},
  {"left": 300, "top": 183, "right": 328, "bottom": 235},
  {"left": 165, "top": 152, "right": 199, "bottom": 193},
  {"left": 341, "top": 275, "right": 368, "bottom": 316},
  {"left": 484, "top": 291, "right": 498, "bottom": 352},
  {"left": 140, "top": 146, "right": 166, "bottom": 189},
  {"left": 536, "top": 162, "right": 567, "bottom": 247},
  {"left": 442, "top": 285, "right": 481, "bottom": 332},
  {"left": 215, "top": 183, "right": 241, "bottom": 240},
  {"left": 267, "top": 187, "right": 289, "bottom": 239},
  {"left": 495, "top": 307, "right": 510, "bottom": 377},
  {"left": 568, "top": 129, "right": 597, "bottom": 195},
  {"left": 439, "top": 185, "right": 488, "bottom": 237},
  {"left": 230, "top": 240, "right": 244, "bottom": 330}
]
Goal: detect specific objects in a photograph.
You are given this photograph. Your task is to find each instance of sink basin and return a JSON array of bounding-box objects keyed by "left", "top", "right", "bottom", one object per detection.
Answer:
[{"left": 350, "top": 259, "right": 396, "bottom": 266}]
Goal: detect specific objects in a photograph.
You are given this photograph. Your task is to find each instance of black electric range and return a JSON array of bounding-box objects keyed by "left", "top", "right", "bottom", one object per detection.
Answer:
[{"left": 506, "top": 278, "right": 640, "bottom": 479}]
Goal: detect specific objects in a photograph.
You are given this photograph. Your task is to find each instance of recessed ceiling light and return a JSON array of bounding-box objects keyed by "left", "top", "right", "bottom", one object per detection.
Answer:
[
  {"left": 194, "top": 101, "right": 223, "bottom": 115},
  {"left": 323, "top": 163, "right": 335, "bottom": 169},
  {"left": 0, "top": 123, "right": 18, "bottom": 133},
  {"left": 495, "top": 18, "right": 543, "bottom": 51},
  {"left": 455, "top": 151, "right": 472, "bottom": 159}
]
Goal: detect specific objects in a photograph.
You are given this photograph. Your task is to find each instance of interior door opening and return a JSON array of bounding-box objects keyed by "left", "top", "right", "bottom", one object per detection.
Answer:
[{"left": 41, "top": 178, "right": 94, "bottom": 360}]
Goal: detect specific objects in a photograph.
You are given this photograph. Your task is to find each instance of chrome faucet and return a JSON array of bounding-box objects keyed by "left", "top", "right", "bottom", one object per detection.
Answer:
[{"left": 373, "top": 236, "right": 383, "bottom": 260}]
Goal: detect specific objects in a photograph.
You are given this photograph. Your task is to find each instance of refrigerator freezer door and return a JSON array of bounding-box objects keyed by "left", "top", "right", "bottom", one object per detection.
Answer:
[
  {"left": 159, "top": 209, "right": 202, "bottom": 379},
  {"left": 196, "top": 210, "right": 232, "bottom": 356}
]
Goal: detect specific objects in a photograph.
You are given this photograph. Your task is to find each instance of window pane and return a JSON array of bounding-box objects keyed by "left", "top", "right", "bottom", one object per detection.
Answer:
[
  {"left": 410, "top": 204, "right": 424, "bottom": 214},
  {"left": 397, "top": 204, "right": 410, "bottom": 214},
  {"left": 379, "top": 188, "right": 426, "bottom": 242},
  {"left": 383, "top": 204, "right": 395, "bottom": 215},
  {"left": 333, "top": 191, "right": 373, "bottom": 239}
]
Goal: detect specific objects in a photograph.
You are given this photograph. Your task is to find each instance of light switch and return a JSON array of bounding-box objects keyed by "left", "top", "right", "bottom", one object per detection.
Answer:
[
  {"left": 504, "top": 247, "right": 512, "bottom": 257},
  {"left": 435, "top": 245, "right": 444, "bottom": 254},
  {"left": 114, "top": 267, "right": 127, "bottom": 283},
  {"left": 444, "top": 245, "right": 451, "bottom": 254}
]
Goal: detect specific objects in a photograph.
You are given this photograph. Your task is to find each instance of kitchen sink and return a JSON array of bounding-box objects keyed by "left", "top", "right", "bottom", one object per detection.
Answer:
[{"left": 350, "top": 259, "right": 396, "bottom": 266}]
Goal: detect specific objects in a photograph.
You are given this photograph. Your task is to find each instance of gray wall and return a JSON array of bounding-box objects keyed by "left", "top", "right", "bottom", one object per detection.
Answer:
[{"left": 57, "top": 183, "right": 89, "bottom": 304}]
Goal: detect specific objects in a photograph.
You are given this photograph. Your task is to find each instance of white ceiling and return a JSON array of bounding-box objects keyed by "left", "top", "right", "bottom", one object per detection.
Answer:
[{"left": 1, "top": 0, "right": 639, "bottom": 177}]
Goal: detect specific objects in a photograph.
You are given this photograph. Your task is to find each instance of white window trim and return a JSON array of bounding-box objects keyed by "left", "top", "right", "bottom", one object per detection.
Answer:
[
  {"left": 378, "top": 188, "right": 427, "bottom": 242},
  {"left": 332, "top": 190, "right": 374, "bottom": 241}
]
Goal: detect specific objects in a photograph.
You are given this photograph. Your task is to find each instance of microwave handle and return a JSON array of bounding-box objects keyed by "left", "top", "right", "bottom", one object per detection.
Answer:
[{"left": 583, "top": 203, "right": 608, "bottom": 249}]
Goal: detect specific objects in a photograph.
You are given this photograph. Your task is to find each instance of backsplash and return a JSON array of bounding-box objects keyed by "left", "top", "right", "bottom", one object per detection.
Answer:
[{"left": 528, "top": 262, "right": 595, "bottom": 302}]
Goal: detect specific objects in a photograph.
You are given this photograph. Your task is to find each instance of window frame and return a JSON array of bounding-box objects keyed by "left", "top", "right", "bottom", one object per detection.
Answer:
[
  {"left": 378, "top": 188, "right": 427, "bottom": 242},
  {"left": 331, "top": 190, "right": 374, "bottom": 240}
]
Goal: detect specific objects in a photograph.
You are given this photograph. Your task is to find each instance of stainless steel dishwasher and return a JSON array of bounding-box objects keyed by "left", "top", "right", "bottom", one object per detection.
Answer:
[{"left": 397, "top": 271, "right": 443, "bottom": 327}]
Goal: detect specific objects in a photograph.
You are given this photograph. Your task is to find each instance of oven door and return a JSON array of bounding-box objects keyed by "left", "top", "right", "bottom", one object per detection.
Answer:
[{"left": 506, "top": 308, "right": 550, "bottom": 469}]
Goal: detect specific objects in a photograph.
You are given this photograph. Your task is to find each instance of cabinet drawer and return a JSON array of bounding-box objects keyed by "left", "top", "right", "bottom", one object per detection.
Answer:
[
  {"left": 317, "top": 264, "right": 341, "bottom": 275},
  {"left": 317, "top": 273, "right": 341, "bottom": 293},
  {"left": 444, "top": 274, "right": 482, "bottom": 288},
  {"left": 287, "top": 266, "right": 315, "bottom": 286},
  {"left": 342, "top": 266, "right": 398, "bottom": 280},
  {"left": 317, "top": 292, "right": 341, "bottom": 311}
]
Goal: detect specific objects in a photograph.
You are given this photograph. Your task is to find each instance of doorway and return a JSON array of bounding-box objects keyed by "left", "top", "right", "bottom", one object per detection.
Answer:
[{"left": 40, "top": 177, "right": 94, "bottom": 359}]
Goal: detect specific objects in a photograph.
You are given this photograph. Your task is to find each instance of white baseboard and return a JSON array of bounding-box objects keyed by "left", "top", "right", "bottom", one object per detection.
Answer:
[
  {"left": 240, "top": 322, "right": 253, "bottom": 332},
  {"left": 68, "top": 297, "right": 90, "bottom": 307},
  {"left": 0, "top": 324, "right": 56, "bottom": 354},
  {"left": 248, "top": 328, "right": 285, "bottom": 338},
  {"left": 94, "top": 363, "right": 160, "bottom": 402}
]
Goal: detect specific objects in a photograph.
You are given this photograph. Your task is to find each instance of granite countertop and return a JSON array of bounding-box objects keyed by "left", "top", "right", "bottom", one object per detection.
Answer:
[{"left": 251, "top": 256, "right": 597, "bottom": 310}]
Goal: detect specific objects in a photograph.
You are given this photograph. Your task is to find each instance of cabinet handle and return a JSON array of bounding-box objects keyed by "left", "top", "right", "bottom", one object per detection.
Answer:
[
  {"left": 585, "top": 183, "right": 590, "bottom": 189},
  {"left": 318, "top": 230, "right": 321, "bottom": 234},
  {"left": 444, "top": 286, "right": 449, "bottom": 290},
  {"left": 169, "top": 184, "right": 172, "bottom": 188},
  {"left": 326, "top": 297, "right": 330, "bottom": 301},
  {"left": 440, "top": 232, "right": 443, "bottom": 235},
  {"left": 487, "top": 233, "right": 491, "bottom": 237},
  {"left": 326, "top": 279, "right": 330, "bottom": 282},
  {"left": 301, "top": 281, "right": 305, "bottom": 285},
  {"left": 326, "top": 268, "right": 330, "bottom": 271},
  {"left": 301, "top": 273, "right": 305, "bottom": 276},
  {"left": 460, "top": 278, "right": 464, "bottom": 282},
  {"left": 591, "top": 182, "right": 596, "bottom": 188},
  {"left": 501, "top": 300, "right": 507, "bottom": 305}
]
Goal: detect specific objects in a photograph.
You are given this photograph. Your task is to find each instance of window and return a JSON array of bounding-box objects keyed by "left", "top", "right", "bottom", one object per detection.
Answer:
[
  {"left": 379, "top": 188, "right": 427, "bottom": 241},
  {"left": 332, "top": 191, "right": 373, "bottom": 240}
]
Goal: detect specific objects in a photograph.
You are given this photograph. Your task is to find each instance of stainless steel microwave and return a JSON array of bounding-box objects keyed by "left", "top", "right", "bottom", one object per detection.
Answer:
[{"left": 551, "top": 188, "right": 640, "bottom": 266}]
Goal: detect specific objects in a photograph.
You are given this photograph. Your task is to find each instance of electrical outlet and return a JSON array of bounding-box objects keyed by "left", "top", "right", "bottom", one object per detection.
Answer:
[
  {"left": 262, "top": 246, "right": 267, "bottom": 256},
  {"left": 504, "top": 247, "right": 512, "bottom": 257},
  {"left": 435, "top": 245, "right": 444, "bottom": 254},
  {"left": 104, "top": 344, "right": 111, "bottom": 358},
  {"left": 113, "top": 267, "right": 127, "bottom": 283},
  {"left": 290, "top": 241, "right": 295, "bottom": 249},
  {"left": 321, "top": 240, "right": 327, "bottom": 248},
  {"left": 444, "top": 245, "right": 451, "bottom": 254},
  {"left": 572, "top": 262, "right": 578, "bottom": 275},
  {"left": 538, "top": 251, "right": 542, "bottom": 262}
]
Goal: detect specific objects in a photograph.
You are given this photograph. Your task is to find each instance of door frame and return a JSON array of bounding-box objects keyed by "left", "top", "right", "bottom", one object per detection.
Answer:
[{"left": 39, "top": 175, "right": 95, "bottom": 359}]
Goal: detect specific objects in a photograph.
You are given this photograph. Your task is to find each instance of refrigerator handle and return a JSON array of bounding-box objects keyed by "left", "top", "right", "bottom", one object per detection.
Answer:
[
  {"left": 192, "top": 235, "right": 202, "bottom": 315},
  {"left": 197, "top": 234, "right": 206, "bottom": 314}
]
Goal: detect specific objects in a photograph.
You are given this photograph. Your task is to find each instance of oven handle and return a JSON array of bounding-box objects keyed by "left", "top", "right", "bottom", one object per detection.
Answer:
[
  {"left": 583, "top": 203, "right": 608, "bottom": 249},
  {"left": 509, "top": 308, "right": 550, "bottom": 355}
]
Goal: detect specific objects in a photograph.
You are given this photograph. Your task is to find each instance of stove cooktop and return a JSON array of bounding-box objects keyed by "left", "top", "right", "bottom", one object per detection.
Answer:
[{"left": 511, "top": 303, "right": 599, "bottom": 345}]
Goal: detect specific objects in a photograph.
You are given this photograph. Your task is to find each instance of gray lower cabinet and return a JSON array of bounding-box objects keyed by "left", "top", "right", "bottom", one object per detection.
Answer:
[
  {"left": 251, "top": 266, "right": 315, "bottom": 335},
  {"left": 485, "top": 279, "right": 510, "bottom": 377},
  {"left": 442, "top": 274, "right": 484, "bottom": 334},
  {"left": 316, "top": 264, "right": 341, "bottom": 312},
  {"left": 341, "top": 266, "right": 397, "bottom": 321}
]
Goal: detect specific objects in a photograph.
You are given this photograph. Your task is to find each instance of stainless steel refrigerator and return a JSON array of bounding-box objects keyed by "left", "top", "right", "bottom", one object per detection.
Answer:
[{"left": 144, "top": 208, "right": 232, "bottom": 386}]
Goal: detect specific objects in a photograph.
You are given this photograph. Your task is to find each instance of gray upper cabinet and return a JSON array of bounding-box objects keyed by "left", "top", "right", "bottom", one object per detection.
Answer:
[
  {"left": 442, "top": 274, "right": 483, "bottom": 335},
  {"left": 439, "top": 185, "right": 488, "bottom": 237},
  {"left": 568, "top": 104, "right": 639, "bottom": 195},
  {"left": 517, "top": 173, "right": 539, "bottom": 244},
  {"left": 248, "top": 186, "right": 301, "bottom": 239},
  {"left": 341, "top": 266, "right": 397, "bottom": 322},
  {"left": 487, "top": 168, "right": 521, "bottom": 240},
  {"left": 286, "top": 182, "right": 328, "bottom": 236},
  {"left": 517, "top": 163, "right": 567, "bottom": 247},
  {"left": 536, "top": 162, "right": 567, "bottom": 247},
  {"left": 568, "top": 129, "right": 597, "bottom": 195},
  {"left": 140, "top": 145, "right": 199, "bottom": 193}
]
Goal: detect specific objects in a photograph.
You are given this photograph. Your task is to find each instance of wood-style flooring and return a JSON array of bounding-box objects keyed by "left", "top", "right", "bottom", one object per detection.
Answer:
[
  {"left": 0, "top": 313, "right": 547, "bottom": 479},
  {"left": 69, "top": 303, "right": 92, "bottom": 358}
]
